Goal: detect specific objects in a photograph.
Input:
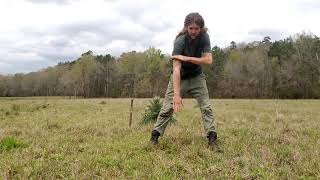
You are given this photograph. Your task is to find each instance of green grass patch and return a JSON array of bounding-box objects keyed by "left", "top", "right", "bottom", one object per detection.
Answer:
[{"left": 0, "top": 137, "right": 27, "bottom": 151}]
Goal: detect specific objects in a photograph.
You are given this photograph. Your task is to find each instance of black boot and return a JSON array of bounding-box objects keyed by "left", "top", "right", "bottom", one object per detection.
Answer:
[
  {"left": 207, "top": 131, "right": 222, "bottom": 152},
  {"left": 150, "top": 130, "right": 160, "bottom": 145}
]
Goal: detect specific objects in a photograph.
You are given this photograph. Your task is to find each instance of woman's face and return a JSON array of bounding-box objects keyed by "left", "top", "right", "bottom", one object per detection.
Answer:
[{"left": 187, "top": 23, "right": 201, "bottom": 39}]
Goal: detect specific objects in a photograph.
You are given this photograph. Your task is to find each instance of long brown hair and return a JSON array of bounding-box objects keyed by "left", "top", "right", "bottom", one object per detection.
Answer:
[{"left": 176, "top": 12, "right": 208, "bottom": 39}]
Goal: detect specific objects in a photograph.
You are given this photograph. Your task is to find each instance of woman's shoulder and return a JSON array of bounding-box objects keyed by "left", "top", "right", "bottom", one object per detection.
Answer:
[
  {"left": 202, "top": 31, "right": 210, "bottom": 39},
  {"left": 200, "top": 31, "right": 211, "bottom": 45},
  {"left": 174, "top": 34, "right": 186, "bottom": 45}
]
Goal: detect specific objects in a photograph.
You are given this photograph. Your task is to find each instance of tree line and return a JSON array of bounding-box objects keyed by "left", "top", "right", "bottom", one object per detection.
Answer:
[{"left": 0, "top": 32, "right": 319, "bottom": 99}]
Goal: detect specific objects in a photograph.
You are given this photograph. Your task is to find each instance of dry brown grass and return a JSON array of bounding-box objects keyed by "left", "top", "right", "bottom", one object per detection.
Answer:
[{"left": 0, "top": 97, "right": 319, "bottom": 179}]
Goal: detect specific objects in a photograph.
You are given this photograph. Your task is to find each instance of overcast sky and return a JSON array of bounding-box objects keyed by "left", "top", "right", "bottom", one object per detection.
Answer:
[{"left": 0, "top": 0, "right": 319, "bottom": 75}]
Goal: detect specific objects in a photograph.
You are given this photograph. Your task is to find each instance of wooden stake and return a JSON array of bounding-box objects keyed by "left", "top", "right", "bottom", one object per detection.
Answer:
[{"left": 129, "top": 98, "right": 134, "bottom": 127}]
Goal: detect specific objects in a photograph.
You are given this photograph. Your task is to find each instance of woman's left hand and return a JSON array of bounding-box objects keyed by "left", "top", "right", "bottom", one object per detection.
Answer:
[{"left": 171, "top": 55, "right": 188, "bottom": 62}]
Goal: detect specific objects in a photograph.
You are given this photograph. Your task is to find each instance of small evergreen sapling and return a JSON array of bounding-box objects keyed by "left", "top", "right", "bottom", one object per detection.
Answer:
[{"left": 141, "top": 96, "right": 176, "bottom": 124}]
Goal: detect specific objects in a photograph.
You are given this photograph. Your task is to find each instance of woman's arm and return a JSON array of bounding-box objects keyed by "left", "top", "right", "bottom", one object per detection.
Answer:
[
  {"left": 172, "top": 59, "right": 182, "bottom": 112},
  {"left": 171, "top": 53, "right": 213, "bottom": 65}
]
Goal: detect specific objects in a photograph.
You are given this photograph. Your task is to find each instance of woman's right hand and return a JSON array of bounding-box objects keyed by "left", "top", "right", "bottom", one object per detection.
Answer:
[{"left": 173, "top": 95, "right": 182, "bottom": 112}]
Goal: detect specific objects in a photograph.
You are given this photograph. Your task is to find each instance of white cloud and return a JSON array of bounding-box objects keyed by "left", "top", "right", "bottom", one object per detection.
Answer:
[{"left": 0, "top": 0, "right": 319, "bottom": 74}]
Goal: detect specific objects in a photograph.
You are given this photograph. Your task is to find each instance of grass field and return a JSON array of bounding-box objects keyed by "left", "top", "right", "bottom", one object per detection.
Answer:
[{"left": 0, "top": 97, "right": 319, "bottom": 179}]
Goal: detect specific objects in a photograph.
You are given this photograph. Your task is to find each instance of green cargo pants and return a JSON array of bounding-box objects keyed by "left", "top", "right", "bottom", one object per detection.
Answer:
[{"left": 153, "top": 73, "right": 216, "bottom": 136}]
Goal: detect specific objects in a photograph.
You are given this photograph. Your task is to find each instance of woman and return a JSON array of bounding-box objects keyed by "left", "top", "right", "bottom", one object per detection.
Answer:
[{"left": 150, "top": 12, "right": 220, "bottom": 151}]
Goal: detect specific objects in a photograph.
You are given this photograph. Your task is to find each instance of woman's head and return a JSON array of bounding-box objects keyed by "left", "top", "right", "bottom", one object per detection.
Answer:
[{"left": 176, "top": 12, "right": 207, "bottom": 39}]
